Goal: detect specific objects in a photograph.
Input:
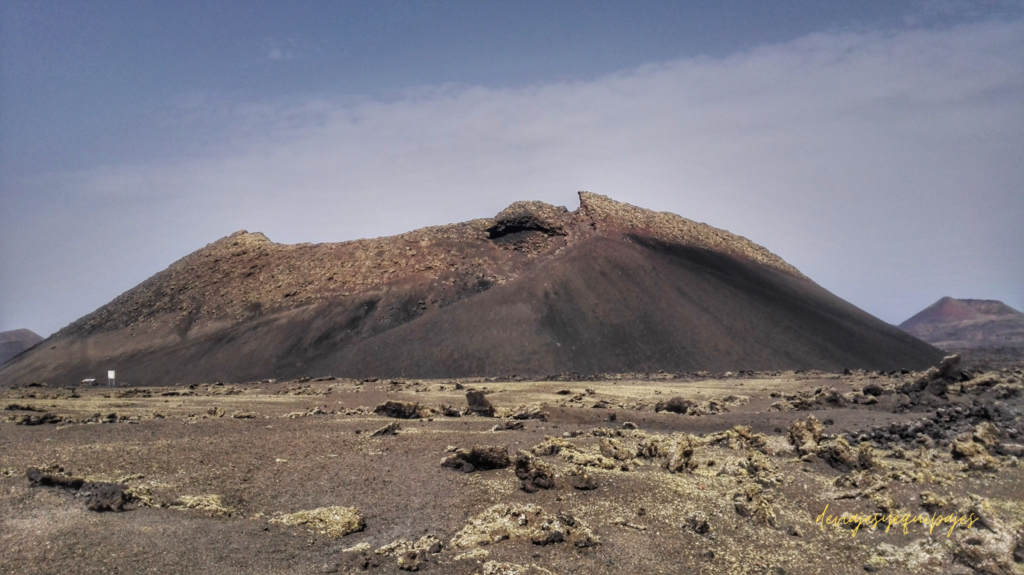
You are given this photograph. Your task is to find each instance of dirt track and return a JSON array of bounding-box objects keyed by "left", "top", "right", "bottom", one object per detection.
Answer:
[{"left": 2, "top": 367, "right": 1023, "bottom": 574}]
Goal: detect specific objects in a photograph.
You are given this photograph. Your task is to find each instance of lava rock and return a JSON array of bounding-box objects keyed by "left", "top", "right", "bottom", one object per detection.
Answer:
[
  {"left": 441, "top": 445, "right": 511, "bottom": 473},
  {"left": 373, "top": 401, "right": 421, "bottom": 419},
  {"left": 514, "top": 451, "right": 556, "bottom": 493},
  {"left": 466, "top": 391, "right": 495, "bottom": 417}
]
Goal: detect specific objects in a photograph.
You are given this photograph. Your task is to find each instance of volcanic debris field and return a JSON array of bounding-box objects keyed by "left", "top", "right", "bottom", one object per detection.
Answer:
[{"left": 2, "top": 357, "right": 1024, "bottom": 574}]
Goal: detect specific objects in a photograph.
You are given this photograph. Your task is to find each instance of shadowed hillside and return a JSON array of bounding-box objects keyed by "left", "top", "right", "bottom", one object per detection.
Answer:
[{"left": 0, "top": 193, "right": 942, "bottom": 386}]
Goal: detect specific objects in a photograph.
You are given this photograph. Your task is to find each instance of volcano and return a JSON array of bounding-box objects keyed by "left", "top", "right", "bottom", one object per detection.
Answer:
[
  {"left": 899, "top": 297, "right": 1024, "bottom": 349},
  {"left": 0, "top": 193, "right": 942, "bottom": 386}
]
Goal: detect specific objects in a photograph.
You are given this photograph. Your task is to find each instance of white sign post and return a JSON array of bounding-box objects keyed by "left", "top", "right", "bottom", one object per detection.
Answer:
[{"left": 108, "top": 370, "right": 115, "bottom": 388}]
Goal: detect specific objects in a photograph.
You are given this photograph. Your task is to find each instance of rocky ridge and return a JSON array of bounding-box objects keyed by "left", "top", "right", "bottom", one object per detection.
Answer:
[{"left": 60, "top": 192, "right": 802, "bottom": 338}]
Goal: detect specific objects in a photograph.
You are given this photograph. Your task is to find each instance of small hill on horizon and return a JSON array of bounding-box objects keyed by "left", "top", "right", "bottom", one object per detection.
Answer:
[
  {"left": 899, "top": 297, "right": 1024, "bottom": 349},
  {"left": 0, "top": 192, "right": 942, "bottom": 386},
  {"left": 0, "top": 329, "right": 44, "bottom": 365}
]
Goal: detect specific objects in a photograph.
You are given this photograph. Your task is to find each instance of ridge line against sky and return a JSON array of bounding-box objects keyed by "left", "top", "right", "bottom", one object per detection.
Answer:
[{"left": 1, "top": 3, "right": 1022, "bottom": 336}]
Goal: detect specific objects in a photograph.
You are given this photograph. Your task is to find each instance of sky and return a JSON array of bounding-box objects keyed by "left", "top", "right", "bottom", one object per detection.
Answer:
[{"left": 1, "top": 1, "right": 1022, "bottom": 337}]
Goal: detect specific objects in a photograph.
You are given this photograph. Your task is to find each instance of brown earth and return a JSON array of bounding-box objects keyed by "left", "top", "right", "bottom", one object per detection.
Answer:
[
  {"left": 2, "top": 358, "right": 1023, "bottom": 574},
  {"left": 0, "top": 329, "right": 43, "bottom": 365},
  {"left": 0, "top": 193, "right": 941, "bottom": 387}
]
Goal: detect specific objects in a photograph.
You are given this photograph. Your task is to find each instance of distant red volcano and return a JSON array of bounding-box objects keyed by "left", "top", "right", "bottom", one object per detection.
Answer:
[
  {"left": 899, "top": 297, "right": 1024, "bottom": 349},
  {"left": 0, "top": 193, "right": 942, "bottom": 386}
]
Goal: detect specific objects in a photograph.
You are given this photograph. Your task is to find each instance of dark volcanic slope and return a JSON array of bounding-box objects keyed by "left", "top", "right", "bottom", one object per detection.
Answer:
[
  {"left": 0, "top": 193, "right": 942, "bottom": 386},
  {"left": 900, "top": 296, "right": 1024, "bottom": 349},
  {"left": 0, "top": 329, "right": 43, "bottom": 365}
]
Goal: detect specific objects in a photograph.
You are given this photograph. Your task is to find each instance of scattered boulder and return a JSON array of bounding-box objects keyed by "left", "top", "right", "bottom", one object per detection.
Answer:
[
  {"left": 371, "top": 422, "right": 401, "bottom": 436},
  {"left": 654, "top": 397, "right": 725, "bottom": 416},
  {"left": 441, "top": 445, "right": 511, "bottom": 473},
  {"left": 787, "top": 415, "right": 825, "bottom": 457},
  {"left": 339, "top": 545, "right": 380, "bottom": 572},
  {"left": 491, "top": 419, "right": 524, "bottom": 431},
  {"left": 654, "top": 397, "right": 692, "bottom": 414},
  {"left": 732, "top": 485, "right": 777, "bottom": 527},
  {"left": 466, "top": 391, "right": 496, "bottom": 417},
  {"left": 973, "top": 421, "right": 1001, "bottom": 448},
  {"left": 508, "top": 405, "right": 548, "bottom": 421},
  {"left": 439, "top": 404, "right": 462, "bottom": 417},
  {"left": 862, "top": 383, "right": 886, "bottom": 396},
  {"left": 599, "top": 438, "right": 634, "bottom": 461},
  {"left": 515, "top": 451, "right": 556, "bottom": 493},
  {"left": 951, "top": 436, "right": 999, "bottom": 471},
  {"left": 665, "top": 435, "right": 698, "bottom": 473},
  {"left": 373, "top": 400, "right": 421, "bottom": 419},
  {"left": 818, "top": 437, "right": 857, "bottom": 470},
  {"left": 938, "top": 354, "right": 965, "bottom": 381},
  {"left": 373, "top": 535, "right": 443, "bottom": 571}
]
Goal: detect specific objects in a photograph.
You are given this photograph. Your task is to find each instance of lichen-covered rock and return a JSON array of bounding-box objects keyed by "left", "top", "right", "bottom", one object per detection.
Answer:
[
  {"left": 566, "top": 468, "right": 598, "bottom": 490},
  {"left": 507, "top": 405, "right": 548, "bottom": 421},
  {"left": 441, "top": 445, "right": 511, "bottom": 473},
  {"left": 953, "top": 497, "right": 1018, "bottom": 574},
  {"left": 450, "top": 503, "right": 598, "bottom": 549},
  {"left": 598, "top": 438, "right": 634, "bottom": 461},
  {"left": 466, "top": 391, "right": 495, "bottom": 417},
  {"left": 732, "top": 485, "right": 777, "bottom": 527},
  {"left": 514, "top": 451, "right": 556, "bottom": 493},
  {"left": 635, "top": 434, "right": 672, "bottom": 458},
  {"left": 819, "top": 436, "right": 858, "bottom": 470},
  {"left": 270, "top": 506, "right": 364, "bottom": 538},
  {"left": 172, "top": 494, "right": 235, "bottom": 516},
  {"left": 530, "top": 436, "right": 577, "bottom": 456},
  {"left": 373, "top": 535, "right": 442, "bottom": 571},
  {"left": 788, "top": 415, "right": 825, "bottom": 456},
  {"left": 665, "top": 435, "right": 699, "bottom": 473},
  {"left": 491, "top": 419, "right": 524, "bottom": 431},
  {"left": 559, "top": 449, "right": 619, "bottom": 470},
  {"left": 373, "top": 400, "right": 421, "bottom": 419},
  {"left": 973, "top": 422, "right": 1001, "bottom": 448}
]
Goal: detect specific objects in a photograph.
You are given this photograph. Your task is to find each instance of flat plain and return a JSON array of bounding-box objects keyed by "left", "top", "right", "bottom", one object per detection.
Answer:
[{"left": 2, "top": 364, "right": 1023, "bottom": 574}]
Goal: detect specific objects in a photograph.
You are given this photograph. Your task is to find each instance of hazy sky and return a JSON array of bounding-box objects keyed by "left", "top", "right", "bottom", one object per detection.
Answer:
[{"left": 2, "top": 1, "right": 1022, "bottom": 336}]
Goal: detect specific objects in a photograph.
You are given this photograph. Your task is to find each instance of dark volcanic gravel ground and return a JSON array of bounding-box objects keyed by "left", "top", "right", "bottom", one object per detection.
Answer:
[{"left": 2, "top": 366, "right": 1023, "bottom": 574}]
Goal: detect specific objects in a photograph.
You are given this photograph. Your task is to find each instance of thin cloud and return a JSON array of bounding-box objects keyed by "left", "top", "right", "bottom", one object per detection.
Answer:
[{"left": 2, "top": 18, "right": 1022, "bottom": 334}]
